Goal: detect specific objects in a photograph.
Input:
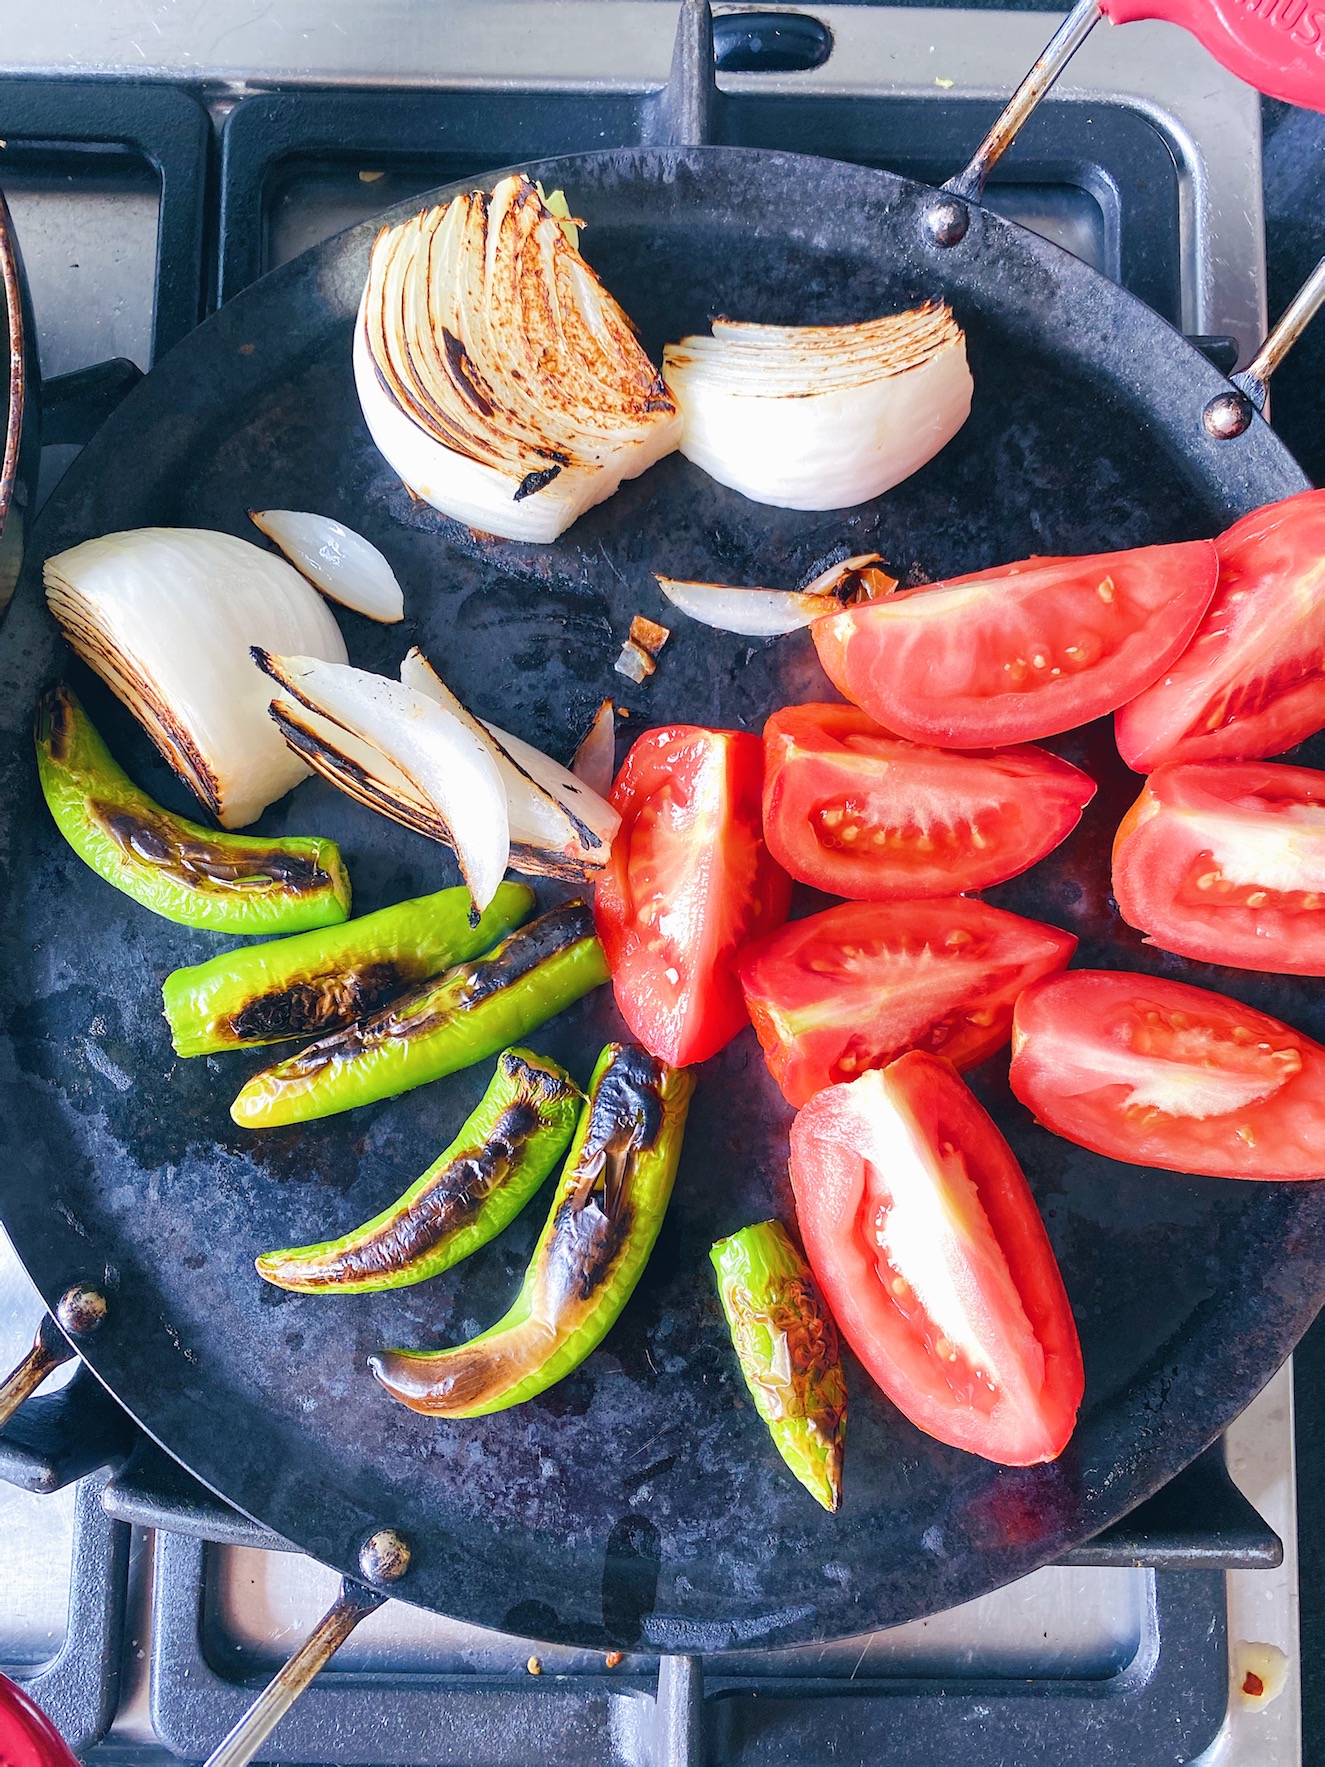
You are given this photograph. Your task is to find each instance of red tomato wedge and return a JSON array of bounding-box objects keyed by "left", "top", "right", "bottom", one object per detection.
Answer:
[
  {"left": 1113, "top": 759, "right": 1325, "bottom": 975},
  {"left": 762, "top": 703, "right": 1095, "bottom": 898},
  {"left": 1010, "top": 970, "right": 1325, "bottom": 1180},
  {"left": 812, "top": 541, "right": 1218, "bottom": 747},
  {"left": 1116, "top": 491, "right": 1325, "bottom": 772},
  {"left": 594, "top": 725, "right": 791, "bottom": 1066},
  {"left": 738, "top": 897, "right": 1076, "bottom": 1107},
  {"left": 790, "top": 1052, "right": 1083, "bottom": 1464}
]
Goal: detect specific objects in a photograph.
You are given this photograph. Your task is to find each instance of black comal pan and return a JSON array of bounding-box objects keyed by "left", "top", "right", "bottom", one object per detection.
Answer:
[{"left": 1, "top": 0, "right": 1325, "bottom": 1724}]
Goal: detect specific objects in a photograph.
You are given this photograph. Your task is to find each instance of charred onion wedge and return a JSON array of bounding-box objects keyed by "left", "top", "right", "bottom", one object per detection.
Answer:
[
  {"left": 354, "top": 175, "right": 681, "bottom": 542},
  {"left": 44, "top": 528, "right": 347, "bottom": 829}
]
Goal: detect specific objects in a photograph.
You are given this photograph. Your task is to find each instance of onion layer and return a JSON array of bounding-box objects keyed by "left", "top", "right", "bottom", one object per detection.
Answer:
[
  {"left": 256, "top": 652, "right": 509, "bottom": 910},
  {"left": 44, "top": 528, "right": 347, "bottom": 828},
  {"left": 656, "top": 554, "right": 896, "bottom": 636},
  {"left": 250, "top": 510, "right": 404, "bottom": 623},
  {"left": 355, "top": 175, "right": 681, "bottom": 542},
  {"left": 662, "top": 305, "right": 973, "bottom": 511}
]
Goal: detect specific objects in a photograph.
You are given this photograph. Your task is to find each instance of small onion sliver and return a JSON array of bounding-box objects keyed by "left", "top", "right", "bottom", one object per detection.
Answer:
[
  {"left": 250, "top": 510, "right": 405, "bottom": 623},
  {"left": 656, "top": 576, "right": 825, "bottom": 637},
  {"left": 256, "top": 652, "right": 509, "bottom": 910},
  {"left": 572, "top": 700, "right": 616, "bottom": 799}
]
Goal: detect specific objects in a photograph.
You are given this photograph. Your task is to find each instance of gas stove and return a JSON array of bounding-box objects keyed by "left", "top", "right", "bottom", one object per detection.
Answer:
[{"left": 0, "top": 6, "right": 1305, "bottom": 1764}]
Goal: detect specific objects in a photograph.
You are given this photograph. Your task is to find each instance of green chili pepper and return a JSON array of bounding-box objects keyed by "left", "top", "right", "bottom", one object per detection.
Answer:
[
  {"left": 255, "top": 1047, "right": 581, "bottom": 1293},
  {"left": 711, "top": 1220, "right": 847, "bottom": 1513},
  {"left": 370, "top": 1043, "right": 693, "bottom": 1417},
  {"left": 230, "top": 901, "right": 609, "bottom": 1129},
  {"left": 35, "top": 682, "right": 351, "bottom": 934},
  {"left": 162, "top": 881, "right": 534, "bottom": 1057}
]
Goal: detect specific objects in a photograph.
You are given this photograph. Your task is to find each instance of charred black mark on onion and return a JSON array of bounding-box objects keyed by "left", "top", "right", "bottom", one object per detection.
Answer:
[
  {"left": 514, "top": 464, "right": 563, "bottom": 501},
  {"left": 95, "top": 805, "right": 331, "bottom": 894},
  {"left": 441, "top": 328, "right": 495, "bottom": 418}
]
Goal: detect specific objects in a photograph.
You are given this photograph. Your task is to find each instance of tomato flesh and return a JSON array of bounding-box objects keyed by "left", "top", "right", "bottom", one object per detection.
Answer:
[
  {"left": 1010, "top": 969, "right": 1325, "bottom": 1179},
  {"left": 762, "top": 703, "right": 1095, "bottom": 898},
  {"left": 594, "top": 725, "right": 791, "bottom": 1066},
  {"left": 1113, "top": 759, "right": 1325, "bottom": 975},
  {"left": 813, "top": 541, "right": 1218, "bottom": 747},
  {"left": 790, "top": 1052, "right": 1083, "bottom": 1464},
  {"left": 738, "top": 897, "right": 1076, "bottom": 1107},
  {"left": 1116, "top": 491, "right": 1325, "bottom": 771}
]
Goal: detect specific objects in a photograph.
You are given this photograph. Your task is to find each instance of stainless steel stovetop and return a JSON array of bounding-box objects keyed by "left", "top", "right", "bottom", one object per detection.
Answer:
[{"left": 0, "top": 6, "right": 1304, "bottom": 1764}]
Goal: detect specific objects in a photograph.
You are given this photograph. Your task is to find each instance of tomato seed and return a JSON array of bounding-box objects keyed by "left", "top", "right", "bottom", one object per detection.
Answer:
[
  {"left": 1097, "top": 576, "right": 1115, "bottom": 602},
  {"left": 821, "top": 807, "right": 843, "bottom": 827},
  {"left": 840, "top": 826, "right": 860, "bottom": 843},
  {"left": 1246, "top": 891, "right": 1267, "bottom": 907},
  {"left": 1196, "top": 872, "right": 1219, "bottom": 890}
]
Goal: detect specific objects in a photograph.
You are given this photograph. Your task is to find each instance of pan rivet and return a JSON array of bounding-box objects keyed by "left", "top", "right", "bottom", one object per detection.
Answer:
[
  {"left": 925, "top": 197, "right": 969, "bottom": 248},
  {"left": 358, "top": 1527, "right": 411, "bottom": 1584},
  {"left": 1202, "top": 390, "right": 1255, "bottom": 440},
  {"left": 55, "top": 1285, "right": 107, "bottom": 1338}
]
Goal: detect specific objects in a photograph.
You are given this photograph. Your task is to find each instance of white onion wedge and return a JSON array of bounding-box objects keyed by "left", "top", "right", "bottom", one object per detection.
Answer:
[
  {"left": 662, "top": 304, "right": 973, "bottom": 511},
  {"left": 572, "top": 700, "right": 616, "bottom": 798},
  {"left": 255, "top": 652, "right": 509, "bottom": 909},
  {"left": 400, "top": 648, "right": 619, "bottom": 869},
  {"left": 355, "top": 175, "right": 681, "bottom": 542},
  {"left": 656, "top": 553, "right": 896, "bottom": 637},
  {"left": 44, "top": 528, "right": 347, "bottom": 828},
  {"left": 250, "top": 511, "right": 405, "bottom": 623}
]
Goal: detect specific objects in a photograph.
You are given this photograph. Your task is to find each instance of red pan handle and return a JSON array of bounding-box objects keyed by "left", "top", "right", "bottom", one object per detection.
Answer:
[{"left": 1102, "top": 0, "right": 1325, "bottom": 112}]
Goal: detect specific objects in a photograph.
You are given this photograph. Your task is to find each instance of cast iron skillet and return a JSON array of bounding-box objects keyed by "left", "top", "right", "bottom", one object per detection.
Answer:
[{"left": 0, "top": 146, "right": 1320, "bottom": 1652}]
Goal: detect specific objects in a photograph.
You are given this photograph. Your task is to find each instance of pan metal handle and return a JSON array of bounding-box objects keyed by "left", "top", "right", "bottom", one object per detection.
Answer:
[
  {"left": 928, "top": 0, "right": 1325, "bottom": 437},
  {"left": 201, "top": 1529, "right": 411, "bottom": 1767},
  {"left": 0, "top": 1285, "right": 107, "bottom": 1430},
  {"left": 1203, "top": 254, "right": 1325, "bottom": 439},
  {"left": 940, "top": 0, "right": 1103, "bottom": 215}
]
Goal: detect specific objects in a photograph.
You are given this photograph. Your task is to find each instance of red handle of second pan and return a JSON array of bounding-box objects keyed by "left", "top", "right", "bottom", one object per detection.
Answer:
[
  {"left": 0, "top": 1674, "right": 80, "bottom": 1767},
  {"left": 1103, "top": 0, "right": 1325, "bottom": 110}
]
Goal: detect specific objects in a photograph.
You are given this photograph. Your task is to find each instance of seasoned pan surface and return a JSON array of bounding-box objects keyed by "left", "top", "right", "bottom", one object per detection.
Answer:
[{"left": 0, "top": 149, "right": 1320, "bottom": 1651}]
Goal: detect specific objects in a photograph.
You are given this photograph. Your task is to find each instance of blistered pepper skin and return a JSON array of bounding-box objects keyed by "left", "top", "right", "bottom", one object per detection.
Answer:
[
  {"left": 711, "top": 1220, "right": 847, "bottom": 1512},
  {"left": 230, "top": 901, "right": 609, "bottom": 1129},
  {"left": 255, "top": 1047, "right": 580, "bottom": 1293},
  {"left": 163, "top": 882, "right": 533, "bottom": 1057},
  {"left": 369, "top": 1043, "right": 694, "bottom": 1417},
  {"left": 36, "top": 682, "right": 351, "bottom": 934}
]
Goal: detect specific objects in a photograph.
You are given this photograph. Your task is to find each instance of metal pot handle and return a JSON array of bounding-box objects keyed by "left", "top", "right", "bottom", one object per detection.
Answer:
[
  {"left": 200, "top": 1531, "right": 411, "bottom": 1767},
  {"left": 0, "top": 1285, "right": 107, "bottom": 1429}
]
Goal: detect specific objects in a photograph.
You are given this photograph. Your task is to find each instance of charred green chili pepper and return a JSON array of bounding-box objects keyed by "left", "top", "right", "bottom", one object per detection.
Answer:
[
  {"left": 369, "top": 1042, "right": 693, "bottom": 1417},
  {"left": 162, "top": 881, "right": 533, "bottom": 1057},
  {"left": 255, "top": 1046, "right": 580, "bottom": 1293},
  {"left": 36, "top": 682, "right": 350, "bottom": 934},
  {"left": 230, "top": 900, "right": 609, "bottom": 1129},
  {"left": 711, "top": 1220, "right": 847, "bottom": 1513}
]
